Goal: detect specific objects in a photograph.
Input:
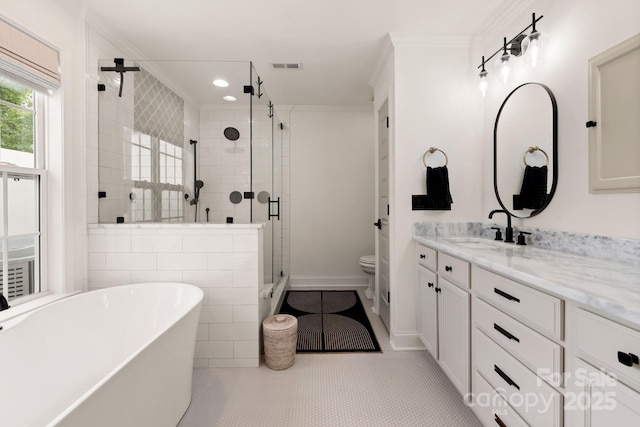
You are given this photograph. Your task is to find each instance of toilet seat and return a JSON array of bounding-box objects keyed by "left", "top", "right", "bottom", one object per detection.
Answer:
[
  {"left": 359, "top": 255, "right": 376, "bottom": 266},
  {"left": 359, "top": 255, "right": 376, "bottom": 300}
]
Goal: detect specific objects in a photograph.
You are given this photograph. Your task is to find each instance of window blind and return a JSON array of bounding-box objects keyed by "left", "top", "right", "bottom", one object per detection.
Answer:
[{"left": 0, "top": 18, "right": 60, "bottom": 92}]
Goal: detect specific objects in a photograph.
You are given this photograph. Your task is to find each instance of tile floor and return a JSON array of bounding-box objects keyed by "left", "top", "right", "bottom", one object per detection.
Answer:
[{"left": 178, "top": 288, "right": 483, "bottom": 427}]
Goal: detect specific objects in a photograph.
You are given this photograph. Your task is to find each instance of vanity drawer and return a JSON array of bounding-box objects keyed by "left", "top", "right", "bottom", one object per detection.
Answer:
[
  {"left": 416, "top": 244, "right": 436, "bottom": 271},
  {"left": 473, "top": 265, "right": 562, "bottom": 339},
  {"left": 474, "top": 299, "right": 563, "bottom": 386},
  {"left": 472, "top": 370, "right": 528, "bottom": 427},
  {"left": 438, "top": 253, "right": 469, "bottom": 289},
  {"left": 474, "top": 329, "right": 562, "bottom": 427},
  {"left": 575, "top": 308, "right": 640, "bottom": 387}
]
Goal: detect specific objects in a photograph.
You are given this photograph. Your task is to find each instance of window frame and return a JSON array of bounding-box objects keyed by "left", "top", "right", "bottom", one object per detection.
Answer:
[{"left": 0, "top": 87, "right": 47, "bottom": 305}]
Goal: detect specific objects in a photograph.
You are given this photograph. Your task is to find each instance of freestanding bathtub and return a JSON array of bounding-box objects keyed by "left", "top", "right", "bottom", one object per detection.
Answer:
[{"left": 0, "top": 282, "right": 203, "bottom": 427}]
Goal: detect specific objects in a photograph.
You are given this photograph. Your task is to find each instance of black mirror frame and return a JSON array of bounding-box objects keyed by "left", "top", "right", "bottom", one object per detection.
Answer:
[{"left": 493, "top": 82, "right": 558, "bottom": 219}]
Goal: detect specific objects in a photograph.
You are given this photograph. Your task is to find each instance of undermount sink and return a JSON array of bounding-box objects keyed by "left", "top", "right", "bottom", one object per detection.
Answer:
[{"left": 442, "top": 237, "right": 511, "bottom": 249}]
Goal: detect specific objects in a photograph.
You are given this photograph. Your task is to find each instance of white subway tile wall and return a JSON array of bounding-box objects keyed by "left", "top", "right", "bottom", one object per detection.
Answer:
[
  {"left": 88, "top": 224, "right": 266, "bottom": 368},
  {"left": 197, "top": 106, "right": 252, "bottom": 224}
]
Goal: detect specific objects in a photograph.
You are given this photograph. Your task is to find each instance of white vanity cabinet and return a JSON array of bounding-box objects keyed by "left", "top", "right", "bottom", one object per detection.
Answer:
[
  {"left": 415, "top": 235, "right": 640, "bottom": 426},
  {"left": 472, "top": 266, "right": 564, "bottom": 427},
  {"left": 416, "top": 244, "right": 470, "bottom": 397},
  {"left": 566, "top": 306, "right": 640, "bottom": 426}
]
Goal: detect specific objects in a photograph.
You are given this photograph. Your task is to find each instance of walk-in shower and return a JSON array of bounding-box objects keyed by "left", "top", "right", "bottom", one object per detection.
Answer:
[{"left": 95, "top": 59, "right": 287, "bottom": 304}]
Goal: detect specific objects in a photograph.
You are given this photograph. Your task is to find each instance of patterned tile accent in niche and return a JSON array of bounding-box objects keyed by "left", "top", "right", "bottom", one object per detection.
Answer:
[{"left": 134, "top": 67, "right": 184, "bottom": 146}]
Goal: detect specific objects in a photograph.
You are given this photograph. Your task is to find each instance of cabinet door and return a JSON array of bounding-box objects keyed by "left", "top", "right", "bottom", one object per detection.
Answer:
[
  {"left": 570, "top": 358, "right": 640, "bottom": 426},
  {"left": 417, "top": 265, "right": 438, "bottom": 358},
  {"left": 438, "top": 277, "right": 470, "bottom": 396}
]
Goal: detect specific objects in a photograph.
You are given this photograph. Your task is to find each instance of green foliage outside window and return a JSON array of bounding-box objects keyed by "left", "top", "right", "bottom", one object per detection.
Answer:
[{"left": 0, "top": 79, "right": 34, "bottom": 154}]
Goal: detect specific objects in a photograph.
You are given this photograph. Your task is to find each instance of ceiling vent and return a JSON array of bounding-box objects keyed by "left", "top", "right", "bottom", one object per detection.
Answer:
[{"left": 271, "top": 63, "right": 303, "bottom": 70}]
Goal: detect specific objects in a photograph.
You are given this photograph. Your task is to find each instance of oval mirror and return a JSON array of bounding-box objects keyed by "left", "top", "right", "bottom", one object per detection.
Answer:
[{"left": 494, "top": 82, "right": 558, "bottom": 218}]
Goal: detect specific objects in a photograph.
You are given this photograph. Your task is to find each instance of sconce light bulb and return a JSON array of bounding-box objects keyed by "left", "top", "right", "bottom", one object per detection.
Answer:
[
  {"left": 479, "top": 70, "right": 488, "bottom": 97},
  {"left": 495, "top": 53, "right": 512, "bottom": 85},
  {"left": 493, "top": 37, "right": 513, "bottom": 84},
  {"left": 522, "top": 31, "right": 546, "bottom": 68}
]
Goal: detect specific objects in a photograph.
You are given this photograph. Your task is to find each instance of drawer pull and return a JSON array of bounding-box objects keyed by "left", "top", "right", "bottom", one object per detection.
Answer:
[
  {"left": 420, "top": 254, "right": 426, "bottom": 259},
  {"left": 494, "top": 364, "right": 520, "bottom": 390},
  {"left": 428, "top": 282, "right": 434, "bottom": 288},
  {"left": 494, "top": 323, "right": 520, "bottom": 342},
  {"left": 494, "top": 288, "right": 520, "bottom": 303},
  {"left": 618, "top": 351, "right": 639, "bottom": 367},
  {"left": 494, "top": 414, "right": 507, "bottom": 427},
  {"left": 435, "top": 287, "right": 442, "bottom": 293},
  {"left": 445, "top": 265, "right": 453, "bottom": 272}
]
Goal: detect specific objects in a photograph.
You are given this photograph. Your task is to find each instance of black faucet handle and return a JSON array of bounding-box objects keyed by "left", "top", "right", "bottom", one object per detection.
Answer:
[
  {"left": 516, "top": 231, "right": 532, "bottom": 246},
  {"left": 491, "top": 226, "right": 503, "bottom": 241}
]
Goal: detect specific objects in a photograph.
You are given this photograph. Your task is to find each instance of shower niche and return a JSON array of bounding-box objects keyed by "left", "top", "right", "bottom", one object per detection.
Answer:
[{"left": 95, "top": 59, "right": 286, "bottom": 289}]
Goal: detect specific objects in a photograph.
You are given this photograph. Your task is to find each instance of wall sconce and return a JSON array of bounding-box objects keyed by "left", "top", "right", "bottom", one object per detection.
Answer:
[{"left": 478, "top": 13, "right": 544, "bottom": 93}]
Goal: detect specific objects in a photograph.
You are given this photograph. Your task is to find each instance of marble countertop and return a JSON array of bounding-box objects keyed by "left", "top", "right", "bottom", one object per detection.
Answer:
[{"left": 414, "top": 234, "right": 640, "bottom": 330}]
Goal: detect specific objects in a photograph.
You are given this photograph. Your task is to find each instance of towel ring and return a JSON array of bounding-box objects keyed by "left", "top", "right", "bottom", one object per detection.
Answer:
[
  {"left": 522, "top": 146, "right": 549, "bottom": 166},
  {"left": 423, "top": 146, "right": 448, "bottom": 168}
]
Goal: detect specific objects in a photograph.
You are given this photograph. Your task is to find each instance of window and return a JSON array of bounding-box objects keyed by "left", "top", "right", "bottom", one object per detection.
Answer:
[
  {"left": 129, "top": 130, "right": 183, "bottom": 222},
  {"left": 0, "top": 75, "right": 44, "bottom": 304}
]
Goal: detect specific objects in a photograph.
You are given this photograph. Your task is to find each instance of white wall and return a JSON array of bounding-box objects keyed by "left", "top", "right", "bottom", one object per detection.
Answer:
[
  {"left": 372, "top": 0, "right": 640, "bottom": 348},
  {"left": 371, "top": 36, "right": 484, "bottom": 348},
  {"left": 0, "top": 0, "right": 87, "bottom": 294},
  {"left": 479, "top": 0, "right": 640, "bottom": 239},
  {"left": 197, "top": 105, "right": 252, "bottom": 224},
  {"left": 289, "top": 107, "right": 375, "bottom": 287}
]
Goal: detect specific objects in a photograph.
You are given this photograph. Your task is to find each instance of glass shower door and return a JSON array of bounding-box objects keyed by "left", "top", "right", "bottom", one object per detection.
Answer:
[
  {"left": 249, "top": 65, "right": 274, "bottom": 285},
  {"left": 271, "top": 114, "right": 284, "bottom": 294}
]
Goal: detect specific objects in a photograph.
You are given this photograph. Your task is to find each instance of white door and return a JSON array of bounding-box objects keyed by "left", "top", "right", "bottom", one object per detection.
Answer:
[
  {"left": 377, "top": 100, "right": 390, "bottom": 331},
  {"left": 438, "top": 277, "right": 470, "bottom": 397}
]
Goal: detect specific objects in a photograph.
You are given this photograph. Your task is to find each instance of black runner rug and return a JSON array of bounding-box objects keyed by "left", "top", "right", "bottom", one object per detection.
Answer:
[{"left": 278, "top": 290, "right": 381, "bottom": 353}]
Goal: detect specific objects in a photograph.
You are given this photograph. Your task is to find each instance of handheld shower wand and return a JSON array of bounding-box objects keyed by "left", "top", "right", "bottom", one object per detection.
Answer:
[{"left": 189, "top": 140, "right": 205, "bottom": 222}]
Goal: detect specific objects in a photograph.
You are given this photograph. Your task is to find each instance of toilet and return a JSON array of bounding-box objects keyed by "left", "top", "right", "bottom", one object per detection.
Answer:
[{"left": 359, "top": 255, "right": 376, "bottom": 300}]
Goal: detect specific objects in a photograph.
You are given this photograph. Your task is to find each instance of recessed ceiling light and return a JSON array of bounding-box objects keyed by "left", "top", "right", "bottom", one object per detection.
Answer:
[
  {"left": 213, "top": 79, "right": 229, "bottom": 87},
  {"left": 223, "top": 95, "right": 236, "bottom": 102}
]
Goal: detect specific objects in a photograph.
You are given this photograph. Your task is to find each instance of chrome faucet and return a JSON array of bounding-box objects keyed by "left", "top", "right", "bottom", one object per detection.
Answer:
[{"left": 489, "top": 209, "right": 514, "bottom": 243}]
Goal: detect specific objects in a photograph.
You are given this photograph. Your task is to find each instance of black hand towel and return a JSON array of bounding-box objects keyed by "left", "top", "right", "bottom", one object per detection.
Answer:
[
  {"left": 426, "top": 166, "right": 453, "bottom": 209},
  {"left": 0, "top": 293, "right": 9, "bottom": 311},
  {"left": 515, "top": 165, "right": 548, "bottom": 209}
]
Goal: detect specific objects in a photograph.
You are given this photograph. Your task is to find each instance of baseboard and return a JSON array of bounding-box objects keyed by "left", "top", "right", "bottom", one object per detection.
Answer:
[
  {"left": 390, "top": 330, "right": 426, "bottom": 351},
  {"left": 289, "top": 275, "right": 369, "bottom": 289},
  {"left": 271, "top": 275, "right": 289, "bottom": 314}
]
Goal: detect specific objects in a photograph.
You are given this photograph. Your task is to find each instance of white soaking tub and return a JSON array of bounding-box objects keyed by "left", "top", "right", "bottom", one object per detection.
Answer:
[{"left": 0, "top": 282, "right": 203, "bottom": 427}]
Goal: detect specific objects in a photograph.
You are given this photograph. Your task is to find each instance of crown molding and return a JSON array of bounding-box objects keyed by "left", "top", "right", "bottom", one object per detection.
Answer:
[
  {"left": 289, "top": 105, "right": 373, "bottom": 112},
  {"left": 475, "top": 0, "right": 535, "bottom": 40},
  {"left": 389, "top": 33, "right": 473, "bottom": 47}
]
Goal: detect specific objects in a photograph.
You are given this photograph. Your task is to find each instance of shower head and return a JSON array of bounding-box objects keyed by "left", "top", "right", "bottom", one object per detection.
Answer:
[
  {"left": 195, "top": 180, "right": 204, "bottom": 189},
  {"left": 224, "top": 127, "right": 240, "bottom": 141},
  {"left": 99, "top": 58, "right": 140, "bottom": 73},
  {"left": 100, "top": 58, "right": 140, "bottom": 97}
]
